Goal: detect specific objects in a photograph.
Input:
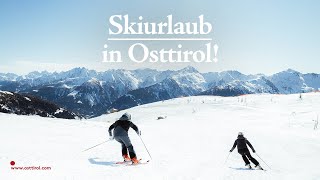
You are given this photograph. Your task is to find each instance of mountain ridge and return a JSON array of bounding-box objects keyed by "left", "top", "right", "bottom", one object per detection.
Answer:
[
  {"left": 0, "top": 90, "right": 78, "bottom": 119},
  {"left": 1, "top": 67, "right": 319, "bottom": 117}
]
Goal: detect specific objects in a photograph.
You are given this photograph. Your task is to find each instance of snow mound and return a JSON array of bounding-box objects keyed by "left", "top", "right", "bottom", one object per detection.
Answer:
[{"left": 0, "top": 90, "right": 13, "bottom": 95}]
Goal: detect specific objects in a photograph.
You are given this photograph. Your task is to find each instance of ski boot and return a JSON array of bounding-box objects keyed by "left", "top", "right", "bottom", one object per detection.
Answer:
[
  {"left": 246, "top": 164, "right": 252, "bottom": 169},
  {"left": 131, "top": 157, "right": 140, "bottom": 165},
  {"left": 255, "top": 164, "right": 264, "bottom": 170},
  {"left": 122, "top": 154, "right": 131, "bottom": 162}
]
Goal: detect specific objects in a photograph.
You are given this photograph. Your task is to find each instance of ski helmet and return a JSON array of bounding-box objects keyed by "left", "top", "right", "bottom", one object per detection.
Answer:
[
  {"left": 119, "top": 113, "right": 131, "bottom": 121},
  {"left": 238, "top": 132, "right": 243, "bottom": 136}
]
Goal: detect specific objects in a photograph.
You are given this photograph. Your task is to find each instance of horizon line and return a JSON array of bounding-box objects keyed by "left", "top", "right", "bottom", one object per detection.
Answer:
[{"left": 0, "top": 66, "right": 311, "bottom": 76}]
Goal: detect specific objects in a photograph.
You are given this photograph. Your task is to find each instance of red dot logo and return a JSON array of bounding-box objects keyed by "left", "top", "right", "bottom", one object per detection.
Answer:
[{"left": 10, "top": 161, "right": 15, "bottom": 166}]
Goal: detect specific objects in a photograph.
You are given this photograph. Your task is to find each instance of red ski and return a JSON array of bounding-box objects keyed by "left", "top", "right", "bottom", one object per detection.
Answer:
[
  {"left": 115, "top": 161, "right": 131, "bottom": 165},
  {"left": 115, "top": 159, "right": 150, "bottom": 165},
  {"left": 126, "top": 159, "right": 150, "bottom": 166}
]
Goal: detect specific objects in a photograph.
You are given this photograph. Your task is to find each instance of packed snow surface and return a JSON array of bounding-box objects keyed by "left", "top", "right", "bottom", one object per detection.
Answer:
[{"left": 0, "top": 93, "right": 320, "bottom": 180}]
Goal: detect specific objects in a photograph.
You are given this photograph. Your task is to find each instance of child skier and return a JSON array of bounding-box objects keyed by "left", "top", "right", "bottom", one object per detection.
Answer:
[
  {"left": 229, "top": 132, "right": 263, "bottom": 170},
  {"left": 108, "top": 113, "right": 141, "bottom": 164}
]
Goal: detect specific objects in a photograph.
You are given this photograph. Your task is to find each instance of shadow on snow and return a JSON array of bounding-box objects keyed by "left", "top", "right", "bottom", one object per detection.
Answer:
[
  {"left": 229, "top": 167, "right": 255, "bottom": 171},
  {"left": 88, "top": 158, "right": 119, "bottom": 167}
]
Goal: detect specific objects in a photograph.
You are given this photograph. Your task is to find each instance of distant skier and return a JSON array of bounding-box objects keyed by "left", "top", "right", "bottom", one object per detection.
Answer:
[
  {"left": 108, "top": 113, "right": 141, "bottom": 164},
  {"left": 229, "top": 132, "right": 263, "bottom": 170}
]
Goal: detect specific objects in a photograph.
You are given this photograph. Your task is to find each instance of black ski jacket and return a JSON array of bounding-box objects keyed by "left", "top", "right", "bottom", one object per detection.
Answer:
[
  {"left": 108, "top": 120, "right": 139, "bottom": 136},
  {"left": 230, "top": 135, "right": 255, "bottom": 153}
]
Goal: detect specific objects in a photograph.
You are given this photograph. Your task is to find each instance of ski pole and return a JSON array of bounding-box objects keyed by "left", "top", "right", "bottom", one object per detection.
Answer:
[
  {"left": 224, "top": 152, "right": 231, "bottom": 165},
  {"left": 255, "top": 153, "right": 271, "bottom": 170},
  {"left": 82, "top": 139, "right": 111, "bottom": 152},
  {"left": 138, "top": 135, "right": 152, "bottom": 160}
]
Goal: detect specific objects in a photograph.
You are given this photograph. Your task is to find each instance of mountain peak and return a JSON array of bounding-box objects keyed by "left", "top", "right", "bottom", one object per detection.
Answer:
[
  {"left": 26, "top": 70, "right": 51, "bottom": 78},
  {"left": 86, "top": 78, "right": 101, "bottom": 86},
  {"left": 284, "top": 68, "right": 300, "bottom": 74},
  {"left": 65, "top": 67, "right": 92, "bottom": 78},
  {"left": 223, "top": 70, "right": 243, "bottom": 76},
  {"left": 273, "top": 69, "right": 301, "bottom": 77},
  {"left": 179, "top": 66, "right": 199, "bottom": 73}
]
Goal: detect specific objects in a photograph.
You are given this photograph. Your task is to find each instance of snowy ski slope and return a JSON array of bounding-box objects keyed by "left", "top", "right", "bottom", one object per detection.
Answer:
[{"left": 1, "top": 93, "right": 320, "bottom": 180}]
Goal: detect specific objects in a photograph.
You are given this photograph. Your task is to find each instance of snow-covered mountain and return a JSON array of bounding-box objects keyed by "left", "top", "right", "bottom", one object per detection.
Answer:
[
  {"left": 0, "top": 67, "right": 319, "bottom": 117},
  {"left": 109, "top": 78, "right": 186, "bottom": 110},
  {"left": 303, "top": 73, "right": 320, "bottom": 90},
  {"left": 0, "top": 90, "right": 77, "bottom": 119},
  {"left": 0, "top": 73, "right": 19, "bottom": 81},
  {"left": 270, "top": 69, "right": 307, "bottom": 94}
]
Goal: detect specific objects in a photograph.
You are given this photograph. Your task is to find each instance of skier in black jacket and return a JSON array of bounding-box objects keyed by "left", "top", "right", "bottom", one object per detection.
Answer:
[
  {"left": 109, "top": 113, "right": 141, "bottom": 164},
  {"left": 229, "top": 132, "right": 263, "bottom": 169}
]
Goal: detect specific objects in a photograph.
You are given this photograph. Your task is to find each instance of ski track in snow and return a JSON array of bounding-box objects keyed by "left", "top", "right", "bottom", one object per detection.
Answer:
[{"left": 0, "top": 93, "right": 320, "bottom": 180}]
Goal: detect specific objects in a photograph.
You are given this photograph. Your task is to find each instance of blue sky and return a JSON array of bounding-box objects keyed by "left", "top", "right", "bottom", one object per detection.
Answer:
[{"left": 0, "top": 0, "right": 320, "bottom": 75}]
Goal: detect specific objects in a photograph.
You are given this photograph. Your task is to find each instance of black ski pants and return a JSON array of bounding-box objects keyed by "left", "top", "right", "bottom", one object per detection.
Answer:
[
  {"left": 238, "top": 149, "right": 259, "bottom": 166},
  {"left": 114, "top": 135, "right": 137, "bottom": 159}
]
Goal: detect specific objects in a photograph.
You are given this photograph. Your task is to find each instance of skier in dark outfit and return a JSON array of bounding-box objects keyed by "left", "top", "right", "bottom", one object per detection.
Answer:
[
  {"left": 109, "top": 113, "right": 141, "bottom": 164},
  {"left": 229, "top": 132, "right": 263, "bottom": 169}
]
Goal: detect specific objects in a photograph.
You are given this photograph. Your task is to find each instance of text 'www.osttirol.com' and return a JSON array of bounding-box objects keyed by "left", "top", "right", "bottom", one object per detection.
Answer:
[{"left": 11, "top": 166, "right": 52, "bottom": 171}]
